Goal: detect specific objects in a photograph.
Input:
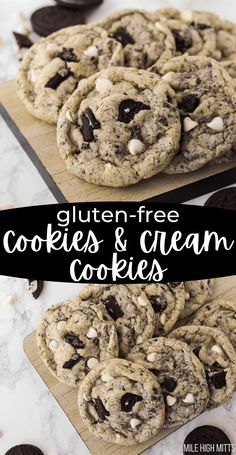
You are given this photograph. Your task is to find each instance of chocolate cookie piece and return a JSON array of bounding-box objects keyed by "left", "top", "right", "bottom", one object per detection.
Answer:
[
  {"left": 31, "top": 6, "right": 86, "bottom": 37},
  {"left": 204, "top": 188, "right": 236, "bottom": 210},
  {"left": 183, "top": 426, "right": 231, "bottom": 454},
  {"left": 13, "top": 32, "right": 33, "bottom": 49},
  {"left": 78, "top": 359, "right": 165, "bottom": 445},
  {"left": 5, "top": 445, "right": 44, "bottom": 455},
  {"left": 56, "top": 0, "right": 103, "bottom": 8}
]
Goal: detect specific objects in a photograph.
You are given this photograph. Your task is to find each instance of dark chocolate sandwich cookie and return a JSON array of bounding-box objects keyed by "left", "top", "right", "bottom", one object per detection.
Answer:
[
  {"left": 5, "top": 444, "right": 44, "bottom": 455},
  {"left": 204, "top": 188, "right": 236, "bottom": 210},
  {"left": 31, "top": 6, "right": 85, "bottom": 37},
  {"left": 183, "top": 425, "right": 231, "bottom": 454},
  {"left": 56, "top": 0, "right": 103, "bottom": 8}
]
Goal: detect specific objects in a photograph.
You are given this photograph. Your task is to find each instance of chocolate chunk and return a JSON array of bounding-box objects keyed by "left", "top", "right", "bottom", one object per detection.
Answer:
[
  {"left": 149, "top": 295, "right": 167, "bottom": 313},
  {"left": 25, "top": 279, "right": 44, "bottom": 299},
  {"left": 45, "top": 68, "right": 73, "bottom": 89},
  {"left": 118, "top": 99, "right": 150, "bottom": 124},
  {"left": 193, "top": 346, "right": 201, "bottom": 358},
  {"left": 121, "top": 393, "right": 143, "bottom": 412},
  {"left": 168, "top": 282, "right": 182, "bottom": 288},
  {"left": 172, "top": 29, "right": 192, "bottom": 53},
  {"left": 64, "top": 332, "right": 85, "bottom": 349},
  {"left": 180, "top": 94, "right": 200, "bottom": 113},
  {"left": 103, "top": 296, "right": 124, "bottom": 321},
  {"left": 13, "top": 32, "right": 33, "bottom": 49},
  {"left": 94, "top": 397, "right": 110, "bottom": 421},
  {"left": 5, "top": 445, "right": 44, "bottom": 455},
  {"left": 57, "top": 47, "right": 78, "bottom": 62},
  {"left": 183, "top": 426, "right": 231, "bottom": 455},
  {"left": 109, "top": 27, "right": 135, "bottom": 47},
  {"left": 194, "top": 23, "right": 211, "bottom": 30},
  {"left": 162, "top": 377, "right": 177, "bottom": 393},
  {"left": 63, "top": 353, "right": 82, "bottom": 369},
  {"left": 31, "top": 6, "right": 85, "bottom": 37},
  {"left": 206, "top": 369, "right": 227, "bottom": 389},
  {"left": 81, "top": 107, "right": 101, "bottom": 142},
  {"left": 205, "top": 188, "right": 236, "bottom": 211}
]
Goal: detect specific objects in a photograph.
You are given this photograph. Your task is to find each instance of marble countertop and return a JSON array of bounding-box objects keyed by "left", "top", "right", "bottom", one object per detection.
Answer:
[{"left": 1, "top": 1, "right": 236, "bottom": 454}]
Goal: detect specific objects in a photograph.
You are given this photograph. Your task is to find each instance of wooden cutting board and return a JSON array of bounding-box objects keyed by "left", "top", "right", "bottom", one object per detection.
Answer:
[
  {"left": 23, "top": 275, "right": 236, "bottom": 455},
  {"left": 1, "top": 80, "right": 236, "bottom": 204}
]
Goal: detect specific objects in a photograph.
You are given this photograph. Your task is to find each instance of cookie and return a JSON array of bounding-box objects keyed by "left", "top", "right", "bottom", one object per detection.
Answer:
[
  {"left": 100, "top": 9, "right": 175, "bottom": 70},
  {"left": 56, "top": 0, "right": 103, "bottom": 8},
  {"left": 152, "top": 8, "right": 217, "bottom": 61},
  {"left": 16, "top": 25, "right": 123, "bottom": 123},
  {"left": 5, "top": 445, "right": 44, "bottom": 455},
  {"left": 127, "top": 337, "right": 209, "bottom": 428},
  {"left": 191, "top": 299, "right": 236, "bottom": 351},
  {"left": 78, "top": 358, "right": 165, "bottom": 445},
  {"left": 181, "top": 280, "right": 214, "bottom": 318},
  {"left": 128, "top": 282, "right": 185, "bottom": 336},
  {"left": 78, "top": 284, "right": 155, "bottom": 356},
  {"left": 37, "top": 298, "right": 119, "bottom": 387},
  {"left": 204, "top": 188, "right": 236, "bottom": 210},
  {"left": 183, "top": 426, "right": 231, "bottom": 455},
  {"left": 170, "top": 325, "right": 236, "bottom": 408},
  {"left": 158, "top": 55, "right": 236, "bottom": 173},
  {"left": 57, "top": 67, "right": 181, "bottom": 187},
  {"left": 31, "top": 6, "right": 86, "bottom": 37}
]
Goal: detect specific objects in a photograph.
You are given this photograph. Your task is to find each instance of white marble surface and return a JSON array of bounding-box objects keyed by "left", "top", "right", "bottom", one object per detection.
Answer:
[{"left": 1, "top": 0, "right": 236, "bottom": 454}]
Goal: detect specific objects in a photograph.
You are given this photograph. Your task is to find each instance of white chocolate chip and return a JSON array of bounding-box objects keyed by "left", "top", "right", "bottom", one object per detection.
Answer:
[
  {"left": 181, "top": 10, "right": 193, "bottom": 21},
  {"left": 128, "top": 139, "right": 145, "bottom": 155},
  {"left": 160, "top": 313, "right": 166, "bottom": 325},
  {"left": 2, "top": 295, "right": 15, "bottom": 305},
  {"left": 87, "top": 357, "right": 99, "bottom": 369},
  {"left": 83, "top": 393, "right": 90, "bottom": 401},
  {"left": 138, "top": 295, "right": 148, "bottom": 307},
  {"left": 183, "top": 117, "right": 198, "bottom": 132},
  {"left": 166, "top": 395, "right": 177, "bottom": 407},
  {"left": 57, "top": 321, "right": 66, "bottom": 331},
  {"left": 130, "top": 418, "right": 142, "bottom": 429},
  {"left": 155, "top": 22, "right": 168, "bottom": 33},
  {"left": 30, "top": 69, "right": 36, "bottom": 83},
  {"left": 101, "top": 374, "right": 114, "bottom": 382},
  {"left": 162, "top": 72, "right": 174, "bottom": 83},
  {"left": 207, "top": 116, "right": 224, "bottom": 131},
  {"left": 83, "top": 45, "right": 98, "bottom": 58},
  {"left": 211, "top": 344, "right": 223, "bottom": 355},
  {"left": 96, "top": 78, "right": 113, "bottom": 93},
  {"left": 183, "top": 393, "right": 195, "bottom": 404},
  {"left": 46, "top": 42, "right": 59, "bottom": 54},
  {"left": 50, "top": 340, "right": 58, "bottom": 351},
  {"left": 136, "top": 335, "right": 143, "bottom": 344},
  {"left": 185, "top": 292, "right": 190, "bottom": 300},
  {"left": 147, "top": 353, "right": 157, "bottom": 363},
  {"left": 66, "top": 110, "right": 75, "bottom": 123},
  {"left": 77, "top": 78, "right": 87, "bottom": 90},
  {"left": 86, "top": 327, "right": 98, "bottom": 339}
]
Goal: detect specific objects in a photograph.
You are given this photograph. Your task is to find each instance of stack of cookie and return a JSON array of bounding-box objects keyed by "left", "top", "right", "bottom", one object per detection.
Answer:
[
  {"left": 36, "top": 279, "right": 236, "bottom": 446},
  {"left": 16, "top": 8, "right": 236, "bottom": 187}
]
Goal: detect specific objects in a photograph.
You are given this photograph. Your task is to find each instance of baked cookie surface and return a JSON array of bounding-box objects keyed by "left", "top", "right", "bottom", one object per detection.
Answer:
[
  {"left": 37, "top": 299, "right": 118, "bottom": 386},
  {"left": 182, "top": 279, "right": 214, "bottom": 318},
  {"left": 78, "top": 358, "right": 165, "bottom": 445},
  {"left": 57, "top": 66, "right": 181, "bottom": 187}
]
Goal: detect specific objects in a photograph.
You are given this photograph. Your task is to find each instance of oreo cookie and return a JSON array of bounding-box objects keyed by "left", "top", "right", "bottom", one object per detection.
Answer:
[
  {"left": 183, "top": 426, "right": 231, "bottom": 454},
  {"left": 56, "top": 0, "right": 103, "bottom": 8},
  {"left": 5, "top": 444, "right": 44, "bottom": 455},
  {"left": 204, "top": 187, "right": 236, "bottom": 210},
  {"left": 31, "top": 6, "right": 86, "bottom": 37}
]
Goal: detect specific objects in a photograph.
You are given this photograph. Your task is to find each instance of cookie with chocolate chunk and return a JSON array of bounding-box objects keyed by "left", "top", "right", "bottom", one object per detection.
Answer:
[
  {"left": 57, "top": 66, "right": 181, "bottom": 187},
  {"left": 16, "top": 24, "right": 124, "bottom": 123},
  {"left": 78, "top": 358, "right": 165, "bottom": 445},
  {"left": 78, "top": 284, "right": 155, "bottom": 356},
  {"left": 170, "top": 325, "right": 236, "bottom": 408},
  {"left": 37, "top": 298, "right": 118, "bottom": 387},
  {"left": 127, "top": 337, "right": 209, "bottom": 427}
]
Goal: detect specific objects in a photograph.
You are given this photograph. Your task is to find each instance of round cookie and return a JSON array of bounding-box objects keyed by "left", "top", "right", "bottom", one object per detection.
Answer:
[
  {"left": 127, "top": 337, "right": 209, "bottom": 427},
  {"left": 78, "top": 358, "right": 165, "bottom": 445},
  {"left": 158, "top": 55, "right": 236, "bottom": 173},
  {"left": 182, "top": 280, "right": 214, "bottom": 318},
  {"left": 183, "top": 425, "right": 232, "bottom": 455},
  {"left": 16, "top": 25, "right": 124, "bottom": 123},
  {"left": 128, "top": 282, "right": 185, "bottom": 336},
  {"left": 191, "top": 299, "right": 236, "bottom": 351},
  {"left": 30, "top": 6, "right": 86, "bottom": 37},
  {"left": 57, "top": 67, "right": 181, "bottom": 187},
  {"left": 204, "top": 188, "right": 236, "bottom": 210},
  {"left": 170, "top": 325, "right": 236, "bottom": 408},
  {"left": 100, "top": 9, "right": 175, "bottom": 70},
  {"left": 5, "top": 446, "right": 44, "bottom": 455},
  {"left": 37, "top": 298, "right": 119, "bottom": 387},
  {"left": 78, "top": 284, "right": 155, "bottom": 356}
]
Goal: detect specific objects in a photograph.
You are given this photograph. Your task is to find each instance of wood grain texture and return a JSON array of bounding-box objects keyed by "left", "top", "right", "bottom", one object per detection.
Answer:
[
  {"left": 1, "top": 80, "right": 236, "bottom": 203},
  {"left": 23, "top": 276, "right": 236, "bottom": 455}
]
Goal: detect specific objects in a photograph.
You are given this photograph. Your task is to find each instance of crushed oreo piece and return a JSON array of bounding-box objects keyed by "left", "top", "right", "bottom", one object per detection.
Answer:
[
  {"left": 109, "top": 27, "right": 135, "bottom": 47},
  {"left": 45, "top": 68, "right": 73, "bottom": 89},
  {"left": 149, "top": 295, "right": 167, "bottom": 313},
  {"left": 180, "top": 94, "right": 200, "bottom": 113},
  {"left": 206, "top": 369, "right": 227, "bottom": 389},
  {"left": 63, "top": 353, "right": 82, "bottom": 369},
  {"left": 172, "top": 29, "right": 192, "bottom": 53},
  {"left": 57, "top": 47, "right": 78, "bottom": 62},
  {"left": 64, "top": 332, "right": 85, "bottom": 349},
  {"left": 13, "top": 32, "right": 33, "bottom": 49},
  {"left": 118, "top": 99, "right": 150, "bottom": 124},
  {"left": 94, "top": 397, "right": 110, "bottom": 421},
  {"left": 193, "top": 346, "right": 201, "bottom": 358},
  {"left": 121, "top": 393, "right": 143, "bottom": 412},
  {"left": 81, "top": 107, "right": 101, "bottom": 142},
  {"left": 162, "top": 377, "right": 177, "bottom": 393},
  {"left": 103, "top": 296, "right": 124, "bottom": 321},
  {"left": 25, "top": 279, "right": 44, "bottom": 299}
]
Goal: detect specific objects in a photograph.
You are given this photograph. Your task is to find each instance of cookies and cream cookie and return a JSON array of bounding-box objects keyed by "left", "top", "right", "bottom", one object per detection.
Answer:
[{"left": 182, "top": 280, "right": 214, "bottom": 318}]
